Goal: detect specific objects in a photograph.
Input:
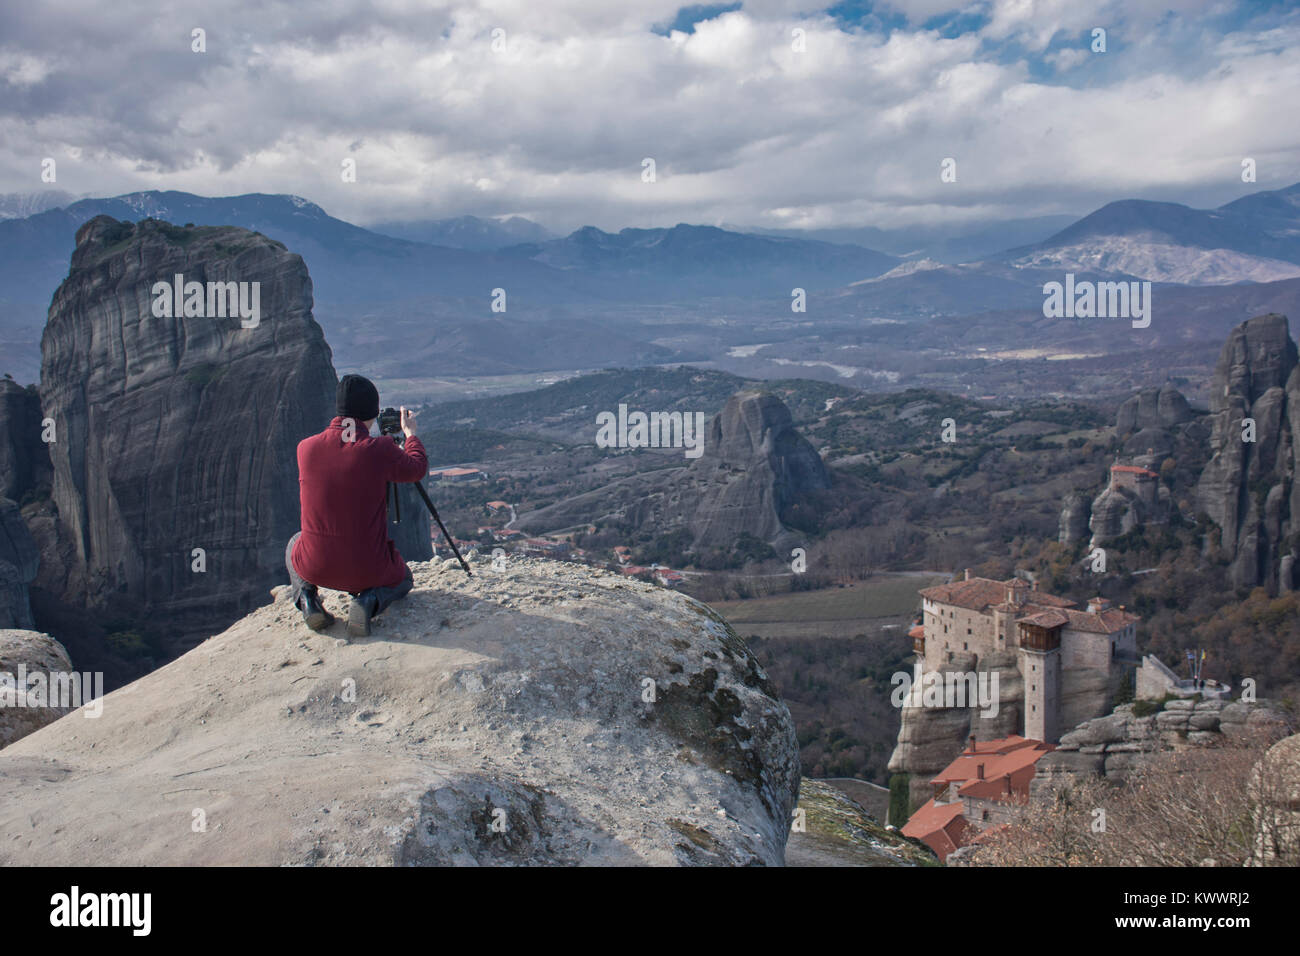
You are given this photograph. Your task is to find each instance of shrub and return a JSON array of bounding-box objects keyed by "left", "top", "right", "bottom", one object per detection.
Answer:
[{"left": 888, "top": 773, "right": 912, "bottom": 827}]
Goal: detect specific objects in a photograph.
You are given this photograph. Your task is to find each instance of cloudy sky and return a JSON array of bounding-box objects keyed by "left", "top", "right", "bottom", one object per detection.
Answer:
[{"left": 2, "top": 0, "right": 1298, "bottom": 234}]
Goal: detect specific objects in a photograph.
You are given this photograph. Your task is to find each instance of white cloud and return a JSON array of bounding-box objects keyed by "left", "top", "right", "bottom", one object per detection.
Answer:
[{"left": 0, "top": 0, "right": 1295, "bottom": 233}]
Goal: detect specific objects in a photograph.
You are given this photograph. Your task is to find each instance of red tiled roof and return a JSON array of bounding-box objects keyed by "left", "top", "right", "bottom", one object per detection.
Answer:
[
  {"left": 1112, "top": 465, "right": 1158, "bottom": 477},
  {"left": 908, "top": 624, "right": 925, "bottom": 640},
  {"left": 1020, "top": 609, "right": 1069, "bottom": 628},
  {"left": 920, "top": 576, "right": 1075, "bottom": 612},
  {"left": 1060, "top": 606, "right": 1139, "bottom": 634},
  {"left": 956, "top": 746, "right": 1051, "bottom": 799},
  {"left": 930, "top": 736, "right": 1044, "bottom": 785},
  {"left": 901, "top": 799, "right": 970, "bottom": 861}
]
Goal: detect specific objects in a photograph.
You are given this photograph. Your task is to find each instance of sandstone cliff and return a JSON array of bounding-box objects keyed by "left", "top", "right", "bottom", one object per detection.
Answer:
[
  {"left": 33, "top": 216, "right": 351, "bottom": 640},
  {"left": 0, "top": 379, "right": 45, "bottom": 628},
  {"left": 514, "top": 390, "right": 831, "bottom": 554},
  {"left": 1087, "top": 478, "right": 1170, "bottom": 547},
  {"left": 0, "top": 556, "right": 800, "bottom": 865},
  {"left": 0, "top": 500, "right": 38, "bottom": 629},
  {"left": 1116, "top": 385, "right": 1194, "bottom": 436},
  {"left": 1196, "top": 313, "right": 1300, "bottom": 590},
  {"left": 886, "top": 650, "right": 1024, "bottom": 808},
  {"left": 1058, "top": 382, "right": 1205, "bottom": 548},
  {"left": 1058, "top": 492, "right": 1090, "bottom": 546},
  {"left": 689, "top": 391, "right": 832, "bottom": 551},
  {"left": 0, "top": 379, "right": 44, "bottom": 502}
]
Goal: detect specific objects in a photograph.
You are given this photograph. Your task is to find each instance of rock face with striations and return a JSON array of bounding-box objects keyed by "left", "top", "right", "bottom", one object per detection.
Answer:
[
  {"left": 687, "top": 391, "right": 832, "bottom": 551},
  {"left": 514, "top": 390, "right": 831, "bottom": 553},
  {"left": 1195, "top": 314, "right": 1300, "bottom": 590},
  {"left": 1058, "top": 492, "right": 1091, "bottom": 545},
  {"left": 0, "top": 379, "right": 45, "bottom": 503},
  {"left": 0, "top": 556, "right": 800, "bottom": 865},
  {"left": 36, "top": 216, "right": 340, "bottom": 630},
  {"left": 0, "top": 501, "right": 39, "bottom": 629}
]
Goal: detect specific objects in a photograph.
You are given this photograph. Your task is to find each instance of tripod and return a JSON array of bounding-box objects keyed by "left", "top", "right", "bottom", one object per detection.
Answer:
[{"left": 389, "top": 478, "right": 472, "bottom": 575}]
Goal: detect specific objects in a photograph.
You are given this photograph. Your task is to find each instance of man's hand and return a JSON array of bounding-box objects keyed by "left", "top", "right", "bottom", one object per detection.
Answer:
[{"left": 401, "top": 406, "right": 418, "bottom": 438}]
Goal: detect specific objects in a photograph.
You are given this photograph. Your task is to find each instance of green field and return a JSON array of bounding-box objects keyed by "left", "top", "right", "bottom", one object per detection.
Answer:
[{"left": 708, "top": 573, "right": 947, "bottom": 624}]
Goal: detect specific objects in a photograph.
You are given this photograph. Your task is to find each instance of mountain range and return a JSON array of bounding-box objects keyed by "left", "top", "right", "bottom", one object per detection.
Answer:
[
  {"left": 3, "top": 182, "right": 1300, "bottom": 392},
  {"left": 368, "top": 213, "right": 553, "bottom": 249},
  {"left": 1000, "top": 184, "right": 1300, "bottom": 284}
]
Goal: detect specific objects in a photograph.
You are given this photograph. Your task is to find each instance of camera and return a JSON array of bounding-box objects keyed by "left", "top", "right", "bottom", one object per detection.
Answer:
[{"left": 378, "top": 406, "right": 402, "bottom": 439}]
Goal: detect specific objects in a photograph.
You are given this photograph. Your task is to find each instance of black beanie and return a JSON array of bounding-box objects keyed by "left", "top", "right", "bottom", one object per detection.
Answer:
[{"left": 336, "top": 374, "right": 380, "bottom": 422}]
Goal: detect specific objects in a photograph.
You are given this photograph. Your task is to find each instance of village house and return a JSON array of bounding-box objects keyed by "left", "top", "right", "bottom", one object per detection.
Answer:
[
  {"left": 901, "top": 735, "right": 1055, "bottom": 861},
  {"left": 522, "top": 538, "right": 570, "bottom": 557},
  {"left": 653, "top": 568, "right": 684, "bottom": 587},
  {"left": 918, "top": 572, "right": 1139, "bottom": 742},
  {"left": 429, "top": 467, "right": 485, "bottom": 482}
]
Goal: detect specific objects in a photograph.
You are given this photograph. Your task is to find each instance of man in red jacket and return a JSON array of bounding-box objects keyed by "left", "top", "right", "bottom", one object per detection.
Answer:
[{"left": 286, "top": 374, "right": 429, "bottom": 638}]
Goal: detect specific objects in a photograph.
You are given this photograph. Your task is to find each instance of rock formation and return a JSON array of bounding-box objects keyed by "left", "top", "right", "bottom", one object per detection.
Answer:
[
  {"left": 35, "top": 216, "right": 339, "bottom": 631},
  {"left": 1251, "top": 732, "right": 1300, "bottom": 864},
  {"left": 0, "top": 556, "right": 800, "bottom": 865},
  {"left": 514, "top": 390, "right": 831, "bottom": 554},
  {"left": 0, "top": 499, "right": 38, "bottom": 629},
  {"left": 1195, "top": 313, "right": 1300, "bottom": 589},
  {"left": 1116, "top": 384, "right": 1194, "bottom": 436},
  {"left": 1059, "top": 382, "right": 1204, "bottom": 548},
  {"left": 688, "top": 391, "right": 832, "bottom": 551},
  {"left": 0, "top": 628, "right": 73, "bottom": 747},
  {"left": 886, "top": 650, "right": 1024, "bottom": 808},
  {"left": 0, "top": 381, "right": 45, "bottom": 630},
  {"left": 1058, "top": 492, "right": 1090, "bottom": 545},
  {"left": 1031, "top": 697, "right": 1290, "bottom": 796},
  {"left": 0, "top": 378, "right": 44, "bottom": 502},
  {"left": 1087, "top": 471, "right": 1169, "bottom": 547}
]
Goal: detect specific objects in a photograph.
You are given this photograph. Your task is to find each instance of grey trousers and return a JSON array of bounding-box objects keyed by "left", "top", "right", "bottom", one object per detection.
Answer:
[{"left": 285, "top": 532, "right": 414, "bottom": 616}]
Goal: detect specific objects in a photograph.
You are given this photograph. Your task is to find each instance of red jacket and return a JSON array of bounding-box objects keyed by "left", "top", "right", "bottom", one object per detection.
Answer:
[{"left": 291, "top": 416, "right": 429, "bottom": 593}]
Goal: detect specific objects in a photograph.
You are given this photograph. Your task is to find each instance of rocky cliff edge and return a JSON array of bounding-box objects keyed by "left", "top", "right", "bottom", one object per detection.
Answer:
[{"left": 0, "top": 555, "right": 800, "bottom": 865}]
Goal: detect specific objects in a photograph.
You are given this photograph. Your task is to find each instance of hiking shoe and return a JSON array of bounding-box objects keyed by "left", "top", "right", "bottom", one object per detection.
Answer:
[
  {"left": 297, "top": 588, "right": 335, "bottom": 632},
  {"left": 347, "top": 592, "right": 378, "bottom": 638}
]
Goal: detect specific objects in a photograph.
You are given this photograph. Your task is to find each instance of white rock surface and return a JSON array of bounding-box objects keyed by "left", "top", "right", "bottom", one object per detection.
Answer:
[{"left": 0, "top": 557, "right": 799, "bottom": 865}]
